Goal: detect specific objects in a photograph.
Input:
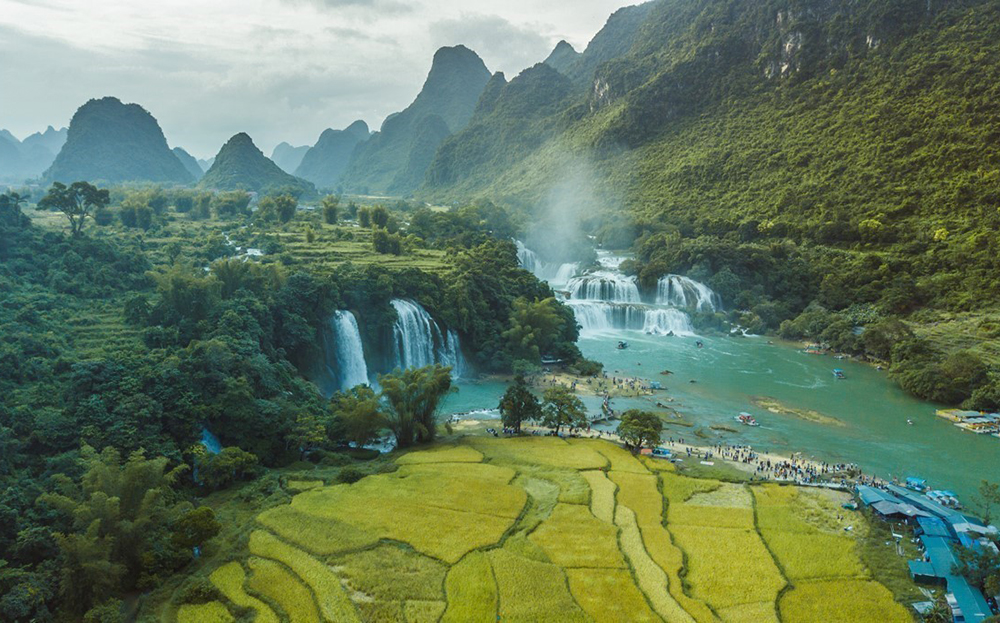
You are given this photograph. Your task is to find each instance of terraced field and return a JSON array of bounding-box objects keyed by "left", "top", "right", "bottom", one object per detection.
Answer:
[{"left": 184, "top": 437, "right": 913, "bottom": 622}]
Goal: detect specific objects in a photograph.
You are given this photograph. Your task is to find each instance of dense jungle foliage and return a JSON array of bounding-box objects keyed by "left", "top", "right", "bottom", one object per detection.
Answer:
[{"left": 0, "top": 184, "right": 580, "bottom": 621}]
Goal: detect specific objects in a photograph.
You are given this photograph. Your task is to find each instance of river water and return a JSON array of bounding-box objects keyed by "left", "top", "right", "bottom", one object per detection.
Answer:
[{"left": 442, "top": 248, "right": 1000, "bottom": 503}]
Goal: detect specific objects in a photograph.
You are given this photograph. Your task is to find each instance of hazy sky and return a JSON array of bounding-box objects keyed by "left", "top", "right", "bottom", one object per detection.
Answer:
[{"left": 0, "top": 0, "right": 633, "bottom": 159}]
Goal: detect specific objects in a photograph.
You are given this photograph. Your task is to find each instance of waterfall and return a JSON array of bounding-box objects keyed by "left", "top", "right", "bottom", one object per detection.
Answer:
[
  {"left": 200, "top": 428, "right": 222, "bottom": 455},
  {"left": 567, "top": 301, "right": 694, "bottom": 336},
  {"left": 567, "top": 272, "right": 641, "bottom": 303},
  {"left": 516, "top": 240, "right": 579, "bottom": 288},
  {"left": 332, "top": 311, "right": 369, "bottom": 390},
  {"left": 550, "top": 263, "right": 580, "bottom": 287},
  {"left": 642, "top": 309, "right": 695, "bottom": 336},
  {"left": 516, "top": 241, "right": 539, "bottom": 273},
  {"left": 656, "top": 275, "right": 721, "bottom": 312},
  {"left": 390, "top": 299, "right": 465, "bottom": 375}
]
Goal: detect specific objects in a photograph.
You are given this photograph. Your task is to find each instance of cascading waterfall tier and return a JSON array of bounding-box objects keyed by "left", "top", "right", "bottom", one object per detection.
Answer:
[
  {"left": 518, "top": 242, "right": 720, "bottom": 337},
  {"left": 567, "top": 272, "right": 641, "bottom": 303},
  {"left": 567, "top": 301, "right": 694, "bottom": 336},
  {"left": 656, "top": 275, "right": 722, "bottom": 312},
  {"left": 331, "top": 311, "right": 369, "bottom": 390},
  {"left": 515, "top": 240, "right": 580, "bottom": 288},
  {"left": 390, "top": 299, "right": 465, "bottom": 375}
]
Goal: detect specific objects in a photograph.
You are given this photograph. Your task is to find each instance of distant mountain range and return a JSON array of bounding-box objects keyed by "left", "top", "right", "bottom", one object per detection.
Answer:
[
  {"left": 295, "top": 120, "right": 369, "bottom": 190},
  {"left": 0, "top": 126, "right": 67, "bottom": 182},
  {"left": 271, "top": 142, "right": 311, "bottom": 175},
  {"left": 200, "top": 132, "right": 315, "bottom": 196},
  {"left": 10, "top": 0, "right": 997, "bottom": 227},
  {"left": 172, "top": 147, "right": 204, "bottom": 181}
]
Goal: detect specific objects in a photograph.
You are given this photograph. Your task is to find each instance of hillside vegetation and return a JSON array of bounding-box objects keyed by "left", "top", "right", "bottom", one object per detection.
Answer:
[
  {"left": 45, "top": 96, "right": 193, "bottom": 184},
  {"left": 419, "top": 0, "right": 1000, "bottom": 408}
]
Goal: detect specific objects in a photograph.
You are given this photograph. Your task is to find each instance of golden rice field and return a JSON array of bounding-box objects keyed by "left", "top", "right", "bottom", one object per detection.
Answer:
[{"left": 179, "top": 437, "right": 915, "bottom": 622}]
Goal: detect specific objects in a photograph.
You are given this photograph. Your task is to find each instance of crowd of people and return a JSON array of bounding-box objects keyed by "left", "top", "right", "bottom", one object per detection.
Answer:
[
  {"left": 659, "top": 439, "right": 880, "bottom": 486},
  {"left": 530, "top": 372, "right": 655, "bottom": 398}
]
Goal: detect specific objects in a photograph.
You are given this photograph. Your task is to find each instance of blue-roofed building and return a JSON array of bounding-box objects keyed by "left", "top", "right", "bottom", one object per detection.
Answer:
[
  {"left": 857, "top": 484, "right": 902, "bottom": 506},
  {"left": 948, "top": 577, "right": 992, "bottom": 623},
  {"left": 908, "top": 534, "right": 994, "bottom": 622},
  {"left": 916, "top": 517, "right": 953, "bottom": 539},
  {"left": 908, "top": 560, "right": 945, "bottom": 586}
]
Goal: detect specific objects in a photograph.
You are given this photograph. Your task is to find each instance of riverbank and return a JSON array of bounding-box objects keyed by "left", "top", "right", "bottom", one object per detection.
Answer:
[{"left": 460, "top": 418, "right": 885, "bottom": 490}]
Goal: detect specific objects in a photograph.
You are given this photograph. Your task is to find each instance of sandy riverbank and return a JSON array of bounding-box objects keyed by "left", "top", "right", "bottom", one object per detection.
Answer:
[{"left": 497, "top": 421, "right": 881, "bottom": 488}]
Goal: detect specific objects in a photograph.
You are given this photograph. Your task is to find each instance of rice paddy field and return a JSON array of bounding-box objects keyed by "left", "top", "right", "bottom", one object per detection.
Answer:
[{"left": 178, "top": 437, "right": 917, "bottom": 622}]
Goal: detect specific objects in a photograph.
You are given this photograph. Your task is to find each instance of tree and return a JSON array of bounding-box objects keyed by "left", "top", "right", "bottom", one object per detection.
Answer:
[
  {"left": 212, "top": 191, "right": 251, "bottom": 218},
  {"left": 955, "top": 545, "right": 1000, "bottom": 599},
  {"left": 541, "top": 386, "right": 587, "bottom": 434},
  {"left": 194, "top": 446, "right": 260, "bottom": 490},
  {"left": 0, "top": 191, "right": 27, "bottom": 228},
  {"left": 286, "top": 413, "right": 326, "bottom": 458},
  {"left": 974, "top": 480, "right": 1000, "bottom": 526},
  {"left": 503, "top": 297, "right": 566, "bottom": 363},
  {"left": 371, "top": 205, "right": 389, "bottom": 229},
  {"left": 170, "top": 507, "right": 221, "bottom": 551},
  {"left": 378, "top": 364, "right": 453, "bottom": 447},
  {"left": 331, "top": 385, "right": 384, "bottom": 448},
  {"left": 617, "top": 410, "right": 663, "bottom": 452},
  {"left": 38, "top": 181, "right": 110, "bottom": 236},
  {"left": 372, "top": 229, "right": 402, "bottom": 255},
  {"left": 498, "top": 374, "right": 540, "bottom": 433},
  {"left": 322, "top": 195, "right": 339, "bottom": 224},
  {"left": 357, "top": 207, "right": 372, "bottom": 227},
  {"left": 36, "top": 446, "right": 191, "bottom": 612},
  {"left": 273, "top": 194, "right": 297, "bottom": 223}
]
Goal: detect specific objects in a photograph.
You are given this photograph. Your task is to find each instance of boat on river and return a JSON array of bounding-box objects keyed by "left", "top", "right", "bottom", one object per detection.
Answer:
[
  {"left": 833, "top": 369, "right": 846, "bottom": 379},
  {"left": 617, "top": 340, "right": 629, "bottom": 350},
  {"left": 735, "top": 413, "right": 760, "bottom": 427}
]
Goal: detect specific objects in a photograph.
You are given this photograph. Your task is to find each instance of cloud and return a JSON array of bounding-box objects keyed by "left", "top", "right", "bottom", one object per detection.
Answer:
[
  {"left": 429, "top": 14, "right": 554, "bottom": 77},
  {"left": 280, "top": 0, "right": 415, "bottom": 15},
  {"left": 0, "top": 0, "right": 633, "bottom": 158}
]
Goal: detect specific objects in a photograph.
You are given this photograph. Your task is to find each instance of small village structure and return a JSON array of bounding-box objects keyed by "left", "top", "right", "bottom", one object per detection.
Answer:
[{"left": 856, "top": 483, "right": 998, "bottom": 622}]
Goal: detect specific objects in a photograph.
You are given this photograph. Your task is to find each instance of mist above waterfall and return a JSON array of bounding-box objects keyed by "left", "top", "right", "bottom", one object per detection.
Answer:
[{"left": 522, "top": 157, "right": 606, "bottom": 266}]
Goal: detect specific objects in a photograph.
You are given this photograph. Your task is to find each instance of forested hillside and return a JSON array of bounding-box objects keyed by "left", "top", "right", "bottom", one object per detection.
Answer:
[
  {"left": 0, "top": 184, "right": 587, "bottom": 620},
  {"left": 418, "top": 0, "right": 1000, "bottom": 408},
  {"left": 45, "top": 97, "right": 193, "bottom": 185},
  {"left": 340, "top": 45, "right": 492, "bottom": 195}
]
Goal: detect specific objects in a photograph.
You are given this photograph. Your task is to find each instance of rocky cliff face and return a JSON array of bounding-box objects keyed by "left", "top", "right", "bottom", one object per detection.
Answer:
[{"left": 340, "top": 45, "right": 492, "bottom": 194}]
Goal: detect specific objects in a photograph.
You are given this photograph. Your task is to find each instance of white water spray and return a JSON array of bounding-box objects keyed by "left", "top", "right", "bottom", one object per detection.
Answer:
[
  {"left": 332, "top": 310, "right": 369, "bottom": 390},
  {"left": 390, "top": 299, "right": 465, "bottom": 375}
]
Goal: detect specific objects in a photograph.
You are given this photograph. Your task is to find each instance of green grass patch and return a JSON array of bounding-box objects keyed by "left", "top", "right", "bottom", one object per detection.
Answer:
[
  {"left": 209, "top": 562, "right": 279, "bottom": 623},
  {"left": 176, "top": 601, "right": 234, "bottom": 623},
  {"left": 248, "top": 530, "right": 360, "bottom": 623},
  {"left": 396, "top": 445, "right": 484, "bottom": 464},
  {"left": 615, "top": 505, "right": 696, "bottom": 623},
  {"left": 289, "top": 462, "right": 525, "bottom": 562},
  {"left": 529, "top": 503, "right": 626, "bottom": 569},
  {"left": 256, "top": 505, "right": 379, "bottom": 556},
  {"left": 777, "top": 579, "right": 912, "bottom": 623},
  {"left": 468, "top": 436, "right": 608, "bottom": 470},
  {"left": 566, "top": 568, "right": 663, "bottom": 623},
  {"left": 441, "top": 552, "right": 497, "bottom": 623},
  {"left": 488, "top": 548, "right": 589, "bottom": 622},
  {"left": 331, "top": 543, "right": 447, "bottom": 603},
  {"left": 246, "top": 557, "right": 320, "bottom": 623},
  {"left": 581, "top": 470, "right": 616, "bottom": 523}
]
